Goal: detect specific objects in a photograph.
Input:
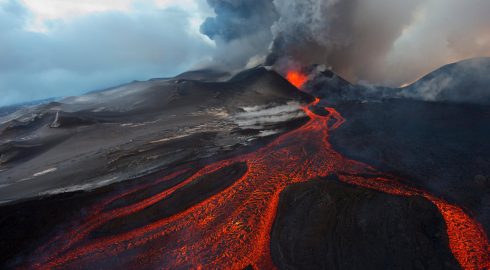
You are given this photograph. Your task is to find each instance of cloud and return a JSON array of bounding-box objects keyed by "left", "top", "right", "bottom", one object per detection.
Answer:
[
  {"left": 2, "top": 0, "right": 490, "bottom": 106},
  {"left": 201, "top": 0, "right": 490, "bottom": 87},
  {"left": 19, "top": 0, "right": 207, "bottom": 31},
  {"left": 201, "top": 0, "right": 276, "bottom": 42},
  {"left": 384, "top": 0, "right": 490, "bottom": 86},
  {"left": 0, "top": 0, "right": 213, "bottom": 106},
  {"left": 199, "top": 0, "right": 278, "bottom": 69},
  {"left": 267, "top": 0, "right": 425, "bottom": 83}
]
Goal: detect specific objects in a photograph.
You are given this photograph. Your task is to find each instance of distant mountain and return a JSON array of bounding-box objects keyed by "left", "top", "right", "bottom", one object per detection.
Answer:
[
  {"left": 303, "top": 65, "right": 396, "bottom": 105},
  {"left": 399, "top": 57, "right": 490, "bottom": 104},
  {"left": 0, "top": 98, "right": 56, "bottom": 119},
  {"left": 175, "top": 68, "right": 231, "bottom": 81},
  {"left": 305, "top": 57, "right": 490, "bottom": 105}
]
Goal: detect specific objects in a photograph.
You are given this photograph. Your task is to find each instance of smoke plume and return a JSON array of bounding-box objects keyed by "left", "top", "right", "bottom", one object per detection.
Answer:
[
  {"left": 201, "top": 0, "right": 490, "bottom": 86},
  {"left": 201, "top": 0, "right": 277, "bottom": 69}
]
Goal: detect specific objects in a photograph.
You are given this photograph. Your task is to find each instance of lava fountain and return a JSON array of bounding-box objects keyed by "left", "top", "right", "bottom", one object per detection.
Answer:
[
  {"left": 286, "top": 70, "right": 308, "bottom": 89},
  {"left": 27, "top": 70, "right": 489, "bottom": 270}
]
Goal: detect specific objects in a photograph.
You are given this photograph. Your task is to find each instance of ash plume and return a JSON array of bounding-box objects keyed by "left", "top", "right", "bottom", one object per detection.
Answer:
[
  {"left": 268, "top": 0, "right": 424, "bottom": 82},
  {"left": 201, "top": 0, "right": 490, "bottom": 86},
  {"left": 200, "top": 0, "right": 278, "bottom": 69}
]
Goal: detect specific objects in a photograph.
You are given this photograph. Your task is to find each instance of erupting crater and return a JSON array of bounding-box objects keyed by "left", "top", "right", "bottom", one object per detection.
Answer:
[
  {"left": 27, "top": 71, "right": 489, "bottom": 270},
  {"left": 286, "top": 71, "right": 308, "bottom": 89}
]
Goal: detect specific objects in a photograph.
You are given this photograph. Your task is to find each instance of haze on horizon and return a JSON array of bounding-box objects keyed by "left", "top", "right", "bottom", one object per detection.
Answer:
[{"left": 0, "top": 0, "right": 489, "bottom": 106}]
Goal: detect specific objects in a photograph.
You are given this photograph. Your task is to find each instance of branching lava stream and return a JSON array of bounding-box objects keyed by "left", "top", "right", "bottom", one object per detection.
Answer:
[{"left": 28, "top": 73, "right": 489, "bottom": 270}]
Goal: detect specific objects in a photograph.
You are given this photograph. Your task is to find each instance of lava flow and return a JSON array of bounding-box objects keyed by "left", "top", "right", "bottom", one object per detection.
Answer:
[{"left": 27, "top": 72, "right": 489, "bottom": 270}]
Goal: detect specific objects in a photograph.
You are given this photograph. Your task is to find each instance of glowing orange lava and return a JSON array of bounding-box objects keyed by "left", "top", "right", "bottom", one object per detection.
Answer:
[
  {"left": 286, "top": 70, "right": 308, "bottom": 88},
  {"left": 27, "top": 84, "right": 489, "bottom": 269}
]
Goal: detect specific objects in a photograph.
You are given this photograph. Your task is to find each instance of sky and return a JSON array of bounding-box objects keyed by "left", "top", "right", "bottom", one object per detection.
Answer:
[
  {"left": 0, "top": 0, "right": 214, "bottom": 106},
  {"left": 1, "top": 0, "right": 489, "bottom": 106}
]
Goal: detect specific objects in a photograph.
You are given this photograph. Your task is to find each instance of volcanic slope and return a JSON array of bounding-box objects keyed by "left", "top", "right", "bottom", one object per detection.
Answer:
[
  {"left": 329, "top": 100, "right": 490, "bottom": 237},
  {"left": 8, "top": 89, "right": 488, "bottom": 270},
  {"left": 305, "top": 57, "right": 490, "bottom": 105},
  {"left": 305, "top": 57, "right": 490, "bottom": 249},
  {"left": 0, "top": 66, "right": 488, "bottom": 270},
  {"left": 0, "top": 67, "right": 312, "bottom": 203}
]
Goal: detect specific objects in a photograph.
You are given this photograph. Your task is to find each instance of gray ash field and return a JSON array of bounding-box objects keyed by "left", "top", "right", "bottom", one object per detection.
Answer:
[
  {"left": 0, "top": 60, "right": 489, "bottom": 269},
  {"left": 0, "top": 67, "right": 311, "bottom": 202}
]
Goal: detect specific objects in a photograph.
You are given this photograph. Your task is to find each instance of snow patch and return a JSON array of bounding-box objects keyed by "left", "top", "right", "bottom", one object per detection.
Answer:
[
  {"left": 33, "top": 167, "right": 57, "bottom": 177},
  {"left": 232, "top": 102, "right": 305, "bottom": 129},
  {"left": 39, "top": 176, "right": 120, "bottom": 196}
]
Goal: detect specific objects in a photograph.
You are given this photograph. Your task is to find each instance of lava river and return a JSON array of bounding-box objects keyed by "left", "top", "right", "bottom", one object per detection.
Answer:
[{"left": 27, "top": 78, "right": 489, "bottom": 270}]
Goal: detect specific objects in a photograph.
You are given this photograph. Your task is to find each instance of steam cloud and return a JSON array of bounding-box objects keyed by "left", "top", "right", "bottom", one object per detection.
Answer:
[{"left": 201, "top": 0, "right": 490, "bottom": 86}]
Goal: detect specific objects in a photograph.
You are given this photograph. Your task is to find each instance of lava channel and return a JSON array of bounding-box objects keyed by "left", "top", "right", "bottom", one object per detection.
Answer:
[{"left": 26, "top": 75, "right": 489, "bottom": 270}]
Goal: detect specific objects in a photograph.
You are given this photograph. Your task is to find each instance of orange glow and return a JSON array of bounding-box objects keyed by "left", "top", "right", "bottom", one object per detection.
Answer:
[
  {"left": 286, "top": 70, "right": 308, "bottom": 88},
  {"left": 28, "top": 90, "right": 489, "bottom": 269}
]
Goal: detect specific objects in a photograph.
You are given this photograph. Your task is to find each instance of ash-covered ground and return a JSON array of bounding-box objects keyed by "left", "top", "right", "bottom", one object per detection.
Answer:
[
  {"left": 0, "top": 59, "right": 489, "bottom": 269},
  {"left": 0, "top": 67, "right": 311, "bottom": 203}
]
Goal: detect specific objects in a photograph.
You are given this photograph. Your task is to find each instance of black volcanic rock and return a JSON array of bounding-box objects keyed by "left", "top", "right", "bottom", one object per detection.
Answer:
[
  {"left": 271, "top": 176, "right": 460, "bottom": 270},
  {"left": 306, "top": 59, "right": 490, "bottom": 237},
  {"left": 303, "top": 65, "right": 355, "bottom": 99},
  {"left": 303, "top": 65, "right": 394, "bottom": 105},
  {"left": 0, "top": 167, "right": 202, "bottom": 269},
  {"left": 91, "top": 162, "right": 247, "bottom": 237},
  {"left": 329, "top": 100, "right": 490, "bottom": 235}
]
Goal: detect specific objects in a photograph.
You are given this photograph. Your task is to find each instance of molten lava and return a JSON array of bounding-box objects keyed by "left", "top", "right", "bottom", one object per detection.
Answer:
[
  {"left": 286, "top": 70, "right": 308, "bottom": 88},
  {"left": 27, "top": 76, "right": 489, "bottom": 269}
]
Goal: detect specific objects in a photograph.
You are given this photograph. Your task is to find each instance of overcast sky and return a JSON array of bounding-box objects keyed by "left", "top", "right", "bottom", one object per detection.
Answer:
[
  {"left": 1, "top": 0, "right": 489, "bottom": 106},
  {"left": 0, "top": 0, "right": 214, "bottom": 106}
]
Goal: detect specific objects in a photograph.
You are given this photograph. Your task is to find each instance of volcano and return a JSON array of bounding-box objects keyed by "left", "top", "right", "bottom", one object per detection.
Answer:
[{"left": 0, "top": 61, "right": 489, "bottom": 270}]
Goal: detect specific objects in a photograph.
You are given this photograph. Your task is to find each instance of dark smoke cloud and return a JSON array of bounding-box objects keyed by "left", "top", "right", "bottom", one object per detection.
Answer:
[
  {"left": 200, "top": 0, "right": 277, "bottom": 69},
  {"left": 384, "top": 0, "right": 490, "bottom": 86},
  {"left": 201, "top": 0, "right": 276, "bottom": 42},
  {"left": 269, "top": 0, "right": 424, "bottom": 84},
  {"left": 201, "top": 0, "right": 490, "bottom": 86}
]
